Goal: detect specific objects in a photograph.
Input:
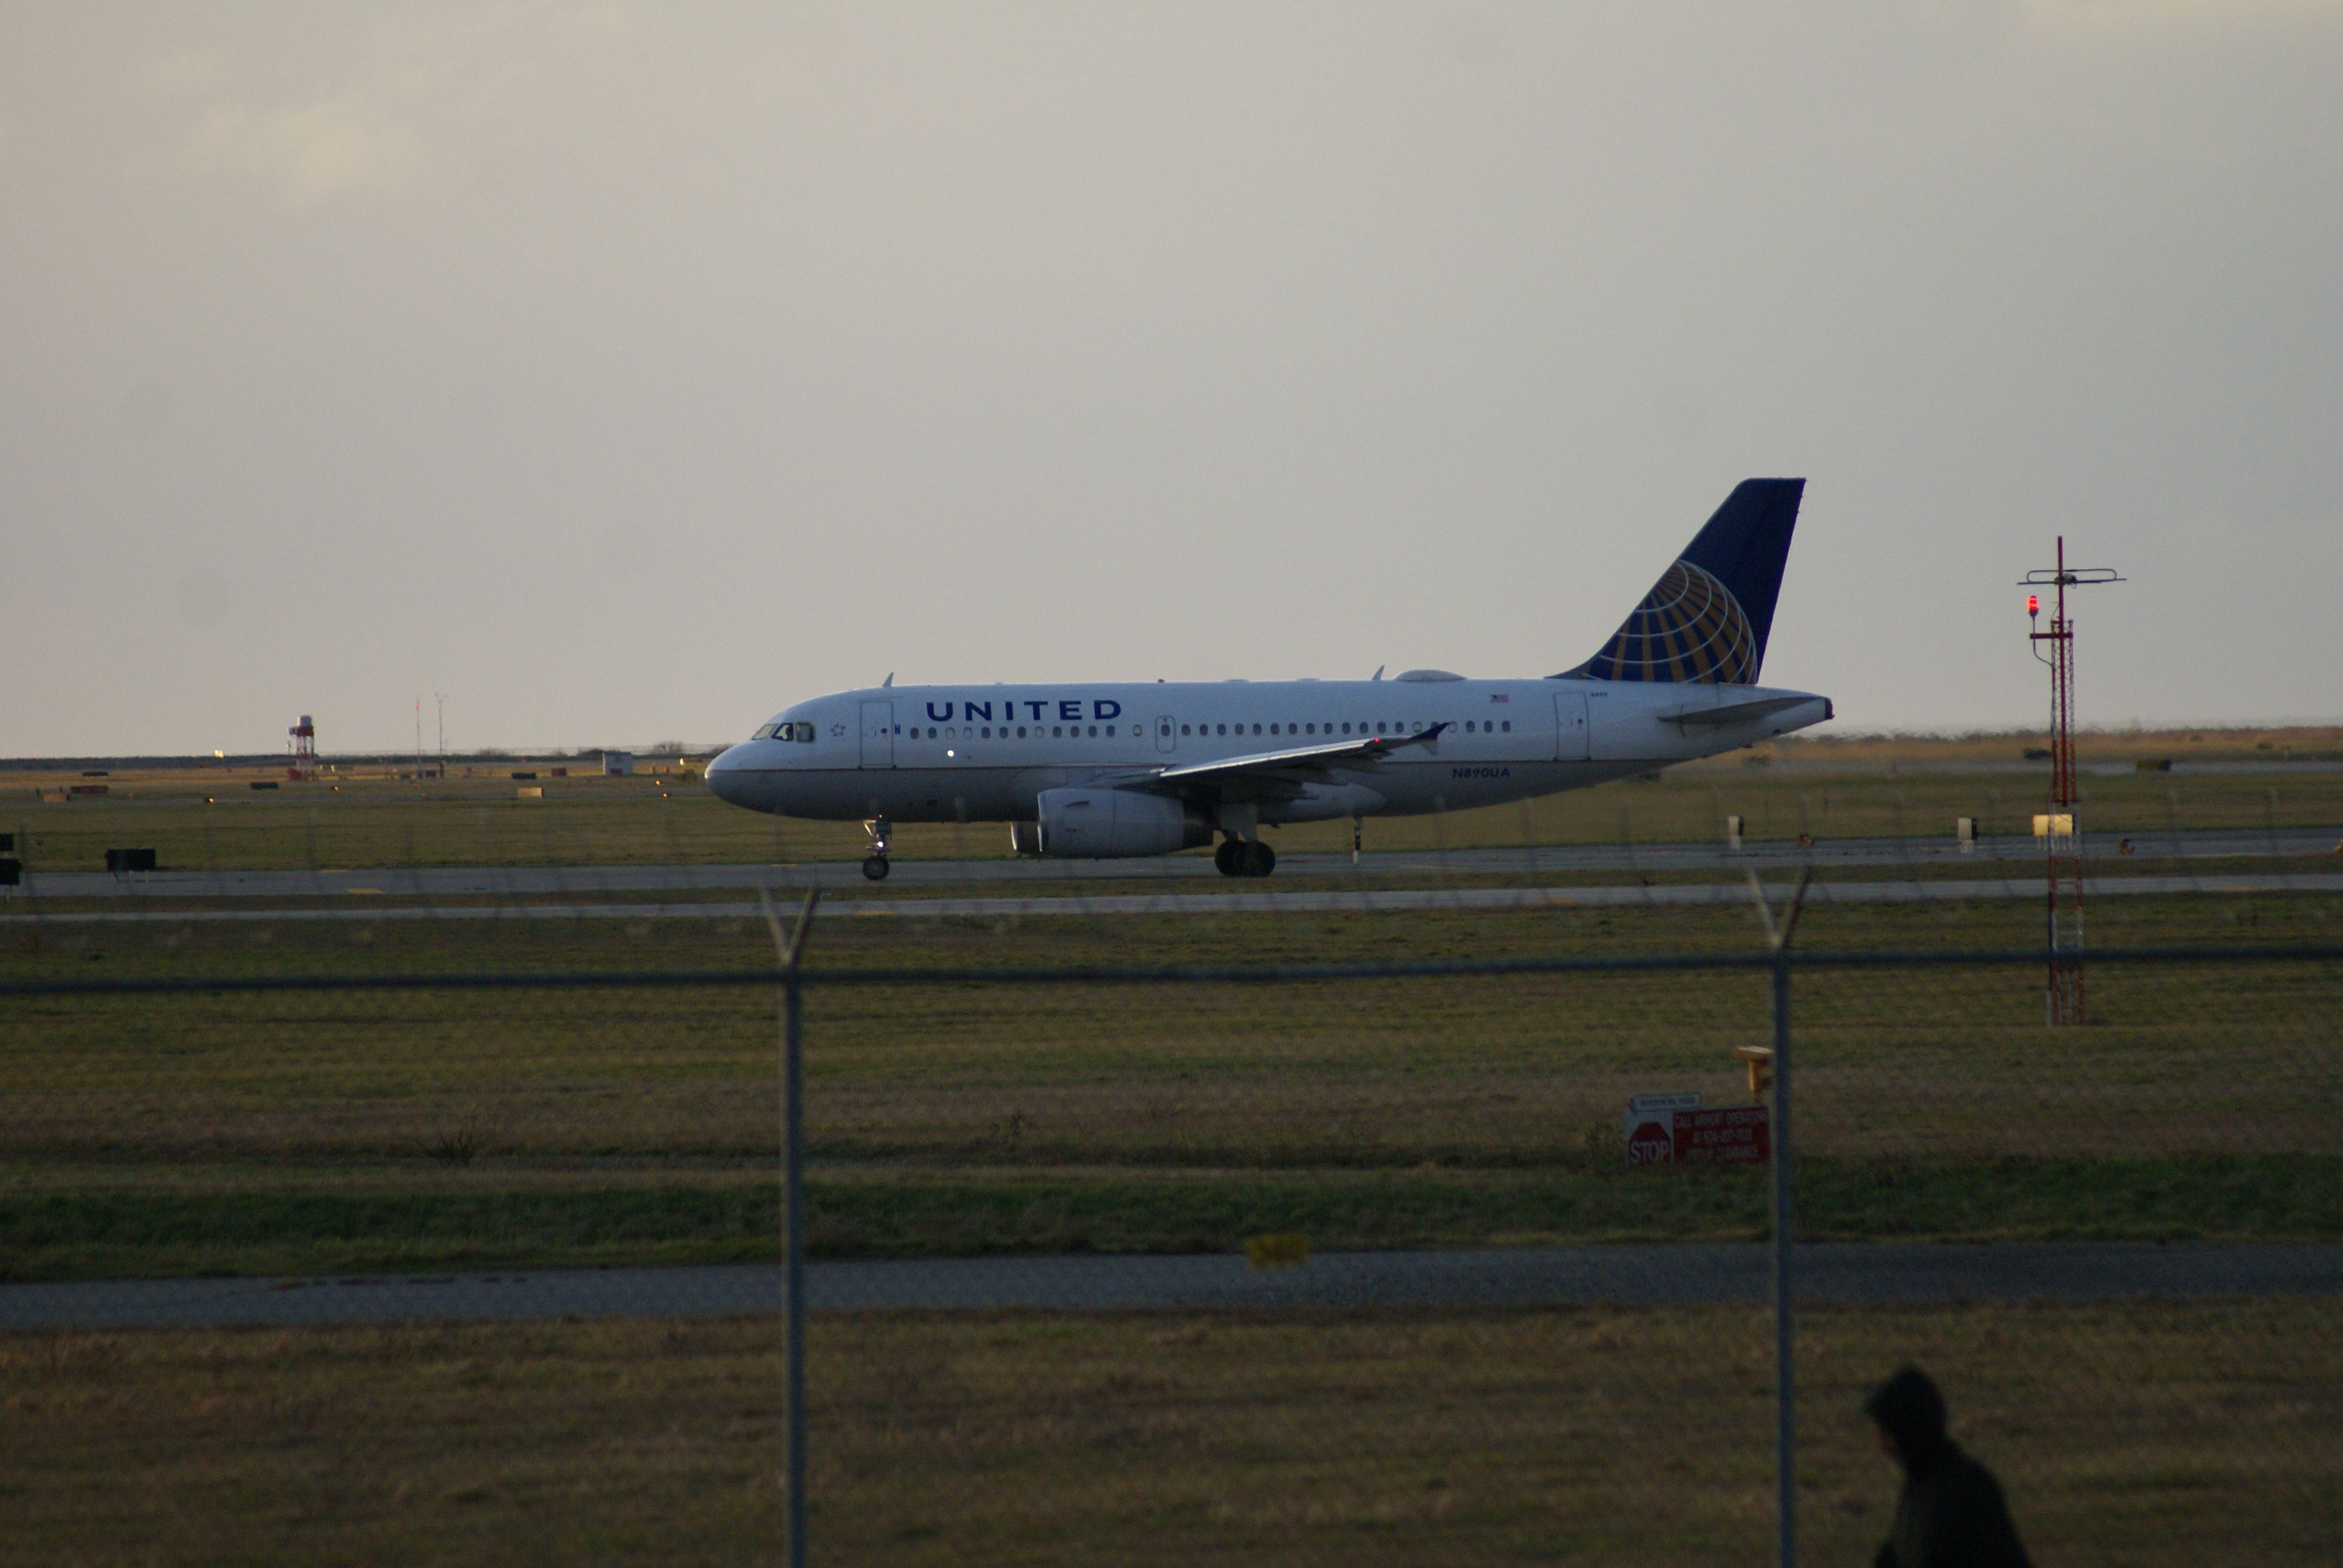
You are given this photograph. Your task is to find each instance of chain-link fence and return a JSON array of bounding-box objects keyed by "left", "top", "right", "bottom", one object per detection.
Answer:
[{"left": 4, "top": 907, "right": 2339, "bottom": 1566}]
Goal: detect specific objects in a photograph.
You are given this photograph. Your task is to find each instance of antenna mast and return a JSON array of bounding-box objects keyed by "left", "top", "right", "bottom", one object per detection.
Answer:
[{"left": 2020, "top": 539, "right": 2123, "bottom": 1026}]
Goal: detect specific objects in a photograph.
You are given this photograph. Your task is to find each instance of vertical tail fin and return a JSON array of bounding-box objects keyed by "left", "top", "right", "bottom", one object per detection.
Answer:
[{"left": 1561, "top": 478, "right": 1804, "bottom": 684}]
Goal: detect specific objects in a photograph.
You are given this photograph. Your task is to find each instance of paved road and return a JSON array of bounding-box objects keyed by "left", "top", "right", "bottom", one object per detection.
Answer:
[
  {"left": 18, "top": 826, "right": 2340, "bottom": 902},
  {"left": 8, "top": 872, "right": 2342, "bottom": 925},
  {"left": 6, "top": 1243, "right": 2336, "bottom": 1331}
]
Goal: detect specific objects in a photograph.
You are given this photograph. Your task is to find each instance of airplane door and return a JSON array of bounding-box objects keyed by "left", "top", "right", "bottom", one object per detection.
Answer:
[
  {"left": 1155, "top": 715, "right": 1176, "bottom": 754},
  {"left": 859, "top": 701, "right": 895, "bottom": 768},
  {"left": 1553, "top": 690, "right": 1589, "bottom": 760}
]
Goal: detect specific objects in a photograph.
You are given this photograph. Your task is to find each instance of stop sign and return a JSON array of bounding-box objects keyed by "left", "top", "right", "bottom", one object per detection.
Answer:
[{"left": 1625, "top": 1118, "right": 1675, "bottom": 1166}]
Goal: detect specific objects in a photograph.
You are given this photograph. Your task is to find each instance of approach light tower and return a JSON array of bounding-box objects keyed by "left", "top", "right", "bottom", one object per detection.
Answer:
[{"left": 2021, "top": 540, "right": 2123, "bottom": 1026}]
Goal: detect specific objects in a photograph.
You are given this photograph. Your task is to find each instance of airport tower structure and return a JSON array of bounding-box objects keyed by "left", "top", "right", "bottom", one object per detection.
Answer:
[
  {"left": 2022, "top": 539, "right": 2122, "bottom": 1026},
  {"left": 287, "top": 714, "right": 318, "bottom": 781}
]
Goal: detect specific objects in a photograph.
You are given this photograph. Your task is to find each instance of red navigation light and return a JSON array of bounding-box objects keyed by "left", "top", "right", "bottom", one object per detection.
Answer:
[{"left": 2026, "top": 594, "right": 2039, "bottom": 615}]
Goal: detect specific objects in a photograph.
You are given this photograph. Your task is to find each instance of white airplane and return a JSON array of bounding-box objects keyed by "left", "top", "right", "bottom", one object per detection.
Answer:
[{"left": 708, "top": 479, "right": 1832, "bottom": 880}]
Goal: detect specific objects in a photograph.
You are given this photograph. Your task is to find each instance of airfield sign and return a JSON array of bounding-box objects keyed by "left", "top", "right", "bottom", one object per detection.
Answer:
[
  {"left": 1625, "top": 1093, "right": 1699, "bottom": 1166},
  {"left": 1624, "top": 1093, "right": 1771, "bottom": 1166}
]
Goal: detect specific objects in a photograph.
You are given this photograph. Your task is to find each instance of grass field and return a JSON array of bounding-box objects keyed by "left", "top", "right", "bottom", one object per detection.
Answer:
[
  {"left": 5, "top": 743, "right": 2338, "bottom": 1564},
  {"left": 5, "top": 894, "right": 2338, "bottom": 1280},
  {"left": 5, "top": 1300, "right": 2337, "bottom": 1566},
  {"left": 8, "top": 728, "right": 2342, "bottom": 872}
]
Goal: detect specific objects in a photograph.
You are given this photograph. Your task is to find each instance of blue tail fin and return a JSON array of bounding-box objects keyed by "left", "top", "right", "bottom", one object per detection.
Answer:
[{"left": 1561, "top": 478, "right": 1804, "bottom": 684}]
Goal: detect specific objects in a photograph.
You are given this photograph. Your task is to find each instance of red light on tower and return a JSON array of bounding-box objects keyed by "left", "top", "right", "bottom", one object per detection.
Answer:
[{"left": 2026, "top": 594, "right": 2039, "bottom": 616}]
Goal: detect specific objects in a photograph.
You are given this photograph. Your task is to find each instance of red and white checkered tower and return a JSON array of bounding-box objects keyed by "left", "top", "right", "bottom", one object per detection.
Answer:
[
  {"left": 287, "top": 714, "right": 317, "bottom": 781},
  {"left": 2022, "top": 540, "right": 2123, "bottom": 1026}
]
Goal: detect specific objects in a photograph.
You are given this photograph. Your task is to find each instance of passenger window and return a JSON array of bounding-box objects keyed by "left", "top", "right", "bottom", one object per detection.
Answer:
[
  {"left": 1018, "top": 726, "right": 1027, "bottom": 738},
  {"left": 1106, "top": 725, "right": 1115, "bottom": 736},
  {"left": 1269, "top": 724, "right": 1279, "bottom": 736},
  {"left": 981, "top": 727, "right": 991, "bottom": 739},
  {"left": 1088, "top": 725, "right": 1098, "bottom": 737},
  {"left": 1181, "top": 725, "right": 1190, "bottom": 736},
  {"left": 1216, "top": 724, "right": 1225, "bottom": 736},
  {"left": 1052, "top": 726, "right": 1062, "bottom": 737},
  {"left": 1502, "top": 721, "right": 1511, "bottom": 732}
]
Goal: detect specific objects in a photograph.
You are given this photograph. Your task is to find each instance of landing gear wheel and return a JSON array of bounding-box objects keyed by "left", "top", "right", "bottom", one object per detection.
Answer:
[
  {"left": 860, "top": 817, "right": 893, "bottom": 881},
  {"left": 1217, "top": 838, "right": 1276, "bottom": 878}
]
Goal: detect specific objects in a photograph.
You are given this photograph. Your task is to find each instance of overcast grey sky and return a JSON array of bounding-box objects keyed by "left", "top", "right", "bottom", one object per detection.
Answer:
[{"left": 4, "top": 2, "right": 2338, "bottom": 756}]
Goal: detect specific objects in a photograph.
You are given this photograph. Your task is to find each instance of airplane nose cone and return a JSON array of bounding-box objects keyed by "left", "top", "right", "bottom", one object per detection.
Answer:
[{"left": 706, "top": 743, "right": 755, "bottom": 808}]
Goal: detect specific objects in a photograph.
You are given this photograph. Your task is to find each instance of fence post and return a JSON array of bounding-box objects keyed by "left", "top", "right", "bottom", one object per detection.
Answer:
[
  {"left": 1747, "top": 869, "right": 1809, "bottom": 1568},
  {"left": 1772, "top": 941, "right": 1796, "bottom": 1568},
  {"left": 761, "top": 887, "right": 820, "bottom": 1568}
]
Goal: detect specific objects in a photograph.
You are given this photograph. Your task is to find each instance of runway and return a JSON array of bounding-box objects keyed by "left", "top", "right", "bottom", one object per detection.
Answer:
[
  {"left": 16, "top": 826, "right": 2340, "bottom": 902},
  {"left": 7, "top": 872, "right": 2341, "bottom": 924},
  {"left": 7, "top": 1243, "right": 2336, "bottom": 1331}
]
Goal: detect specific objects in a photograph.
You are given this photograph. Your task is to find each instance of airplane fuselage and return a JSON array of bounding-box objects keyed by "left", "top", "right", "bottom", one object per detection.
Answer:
[{"left": 706, "top": 676, "right": 1831, "bottom": 827}]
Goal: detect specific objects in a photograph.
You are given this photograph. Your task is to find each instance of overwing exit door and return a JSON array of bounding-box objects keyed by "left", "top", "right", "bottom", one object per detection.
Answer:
[{"left": 1155, "top": 716, "right": 1177, "bottom": 753}]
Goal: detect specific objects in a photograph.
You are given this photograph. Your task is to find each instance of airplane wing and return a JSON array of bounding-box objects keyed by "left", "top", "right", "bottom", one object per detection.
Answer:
[{"left": 1107, "top": 724, "right": 1450, "bottom": 802}]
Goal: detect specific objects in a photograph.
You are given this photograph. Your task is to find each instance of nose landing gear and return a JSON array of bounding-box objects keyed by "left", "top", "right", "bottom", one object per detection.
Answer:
[
  {"left": 861, "top": 818, "right": 892, "bottom": 881},
  {"left": 1213, "top": 837, "right": 1276, "bottom": 878}
]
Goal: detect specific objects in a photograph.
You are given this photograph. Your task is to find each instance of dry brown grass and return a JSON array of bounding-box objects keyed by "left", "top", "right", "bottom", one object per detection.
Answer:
[{"left": 4, "top": 1299, "right": 2337, "bottom": 1566}]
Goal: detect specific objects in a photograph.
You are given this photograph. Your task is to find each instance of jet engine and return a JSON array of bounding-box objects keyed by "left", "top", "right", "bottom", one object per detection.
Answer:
[{"left": 1028, "top": 787, "right": 1211, "bottom": 858}]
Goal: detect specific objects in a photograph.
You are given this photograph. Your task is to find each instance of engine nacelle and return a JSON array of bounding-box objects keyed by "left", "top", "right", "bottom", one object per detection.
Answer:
[{"left": 1032, "top": 787, "right": 1211, "bottom": 858}]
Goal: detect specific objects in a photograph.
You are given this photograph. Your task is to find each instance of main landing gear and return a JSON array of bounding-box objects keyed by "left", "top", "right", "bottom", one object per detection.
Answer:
[
  {"left": 861, "top": 817, "right": 892, "bottom": 881},
  {"left": 1213, "top": 837, "right": 1276, "bottom": 878}
]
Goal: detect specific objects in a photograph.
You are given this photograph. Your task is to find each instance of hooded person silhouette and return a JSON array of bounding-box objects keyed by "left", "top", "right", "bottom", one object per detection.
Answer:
[{"left": 1865, "top": 1367, "right": 2033, "bottom": 1568}]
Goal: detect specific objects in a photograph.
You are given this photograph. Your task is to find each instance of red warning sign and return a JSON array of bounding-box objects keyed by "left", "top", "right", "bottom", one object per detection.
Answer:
[
  {"left": 1622, "top": 1097, "right": 1771, "bottom": 1166},
  {"left": 1672, "top": 1105, "right": 1771, "bottom": 1165}
]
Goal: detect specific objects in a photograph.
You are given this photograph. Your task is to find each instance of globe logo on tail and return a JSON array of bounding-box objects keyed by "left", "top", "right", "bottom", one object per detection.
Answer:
[{"left": 1585, "top": 560, "right": 1758, "bottom": 684}]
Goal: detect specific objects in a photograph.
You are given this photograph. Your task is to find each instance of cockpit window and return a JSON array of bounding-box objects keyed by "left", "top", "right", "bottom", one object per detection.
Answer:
[
  {"left": 791, "top": 722, "right": 816, "bottom": 743},
  {"left": 753, "top": 723, "right": 782, "bottom": 740}
]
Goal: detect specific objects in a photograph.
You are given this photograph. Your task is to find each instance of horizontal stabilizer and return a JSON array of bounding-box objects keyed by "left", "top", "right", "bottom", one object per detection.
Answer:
[{"left": 1656, "top": 694, "right": 1816, "bottom": 728}]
